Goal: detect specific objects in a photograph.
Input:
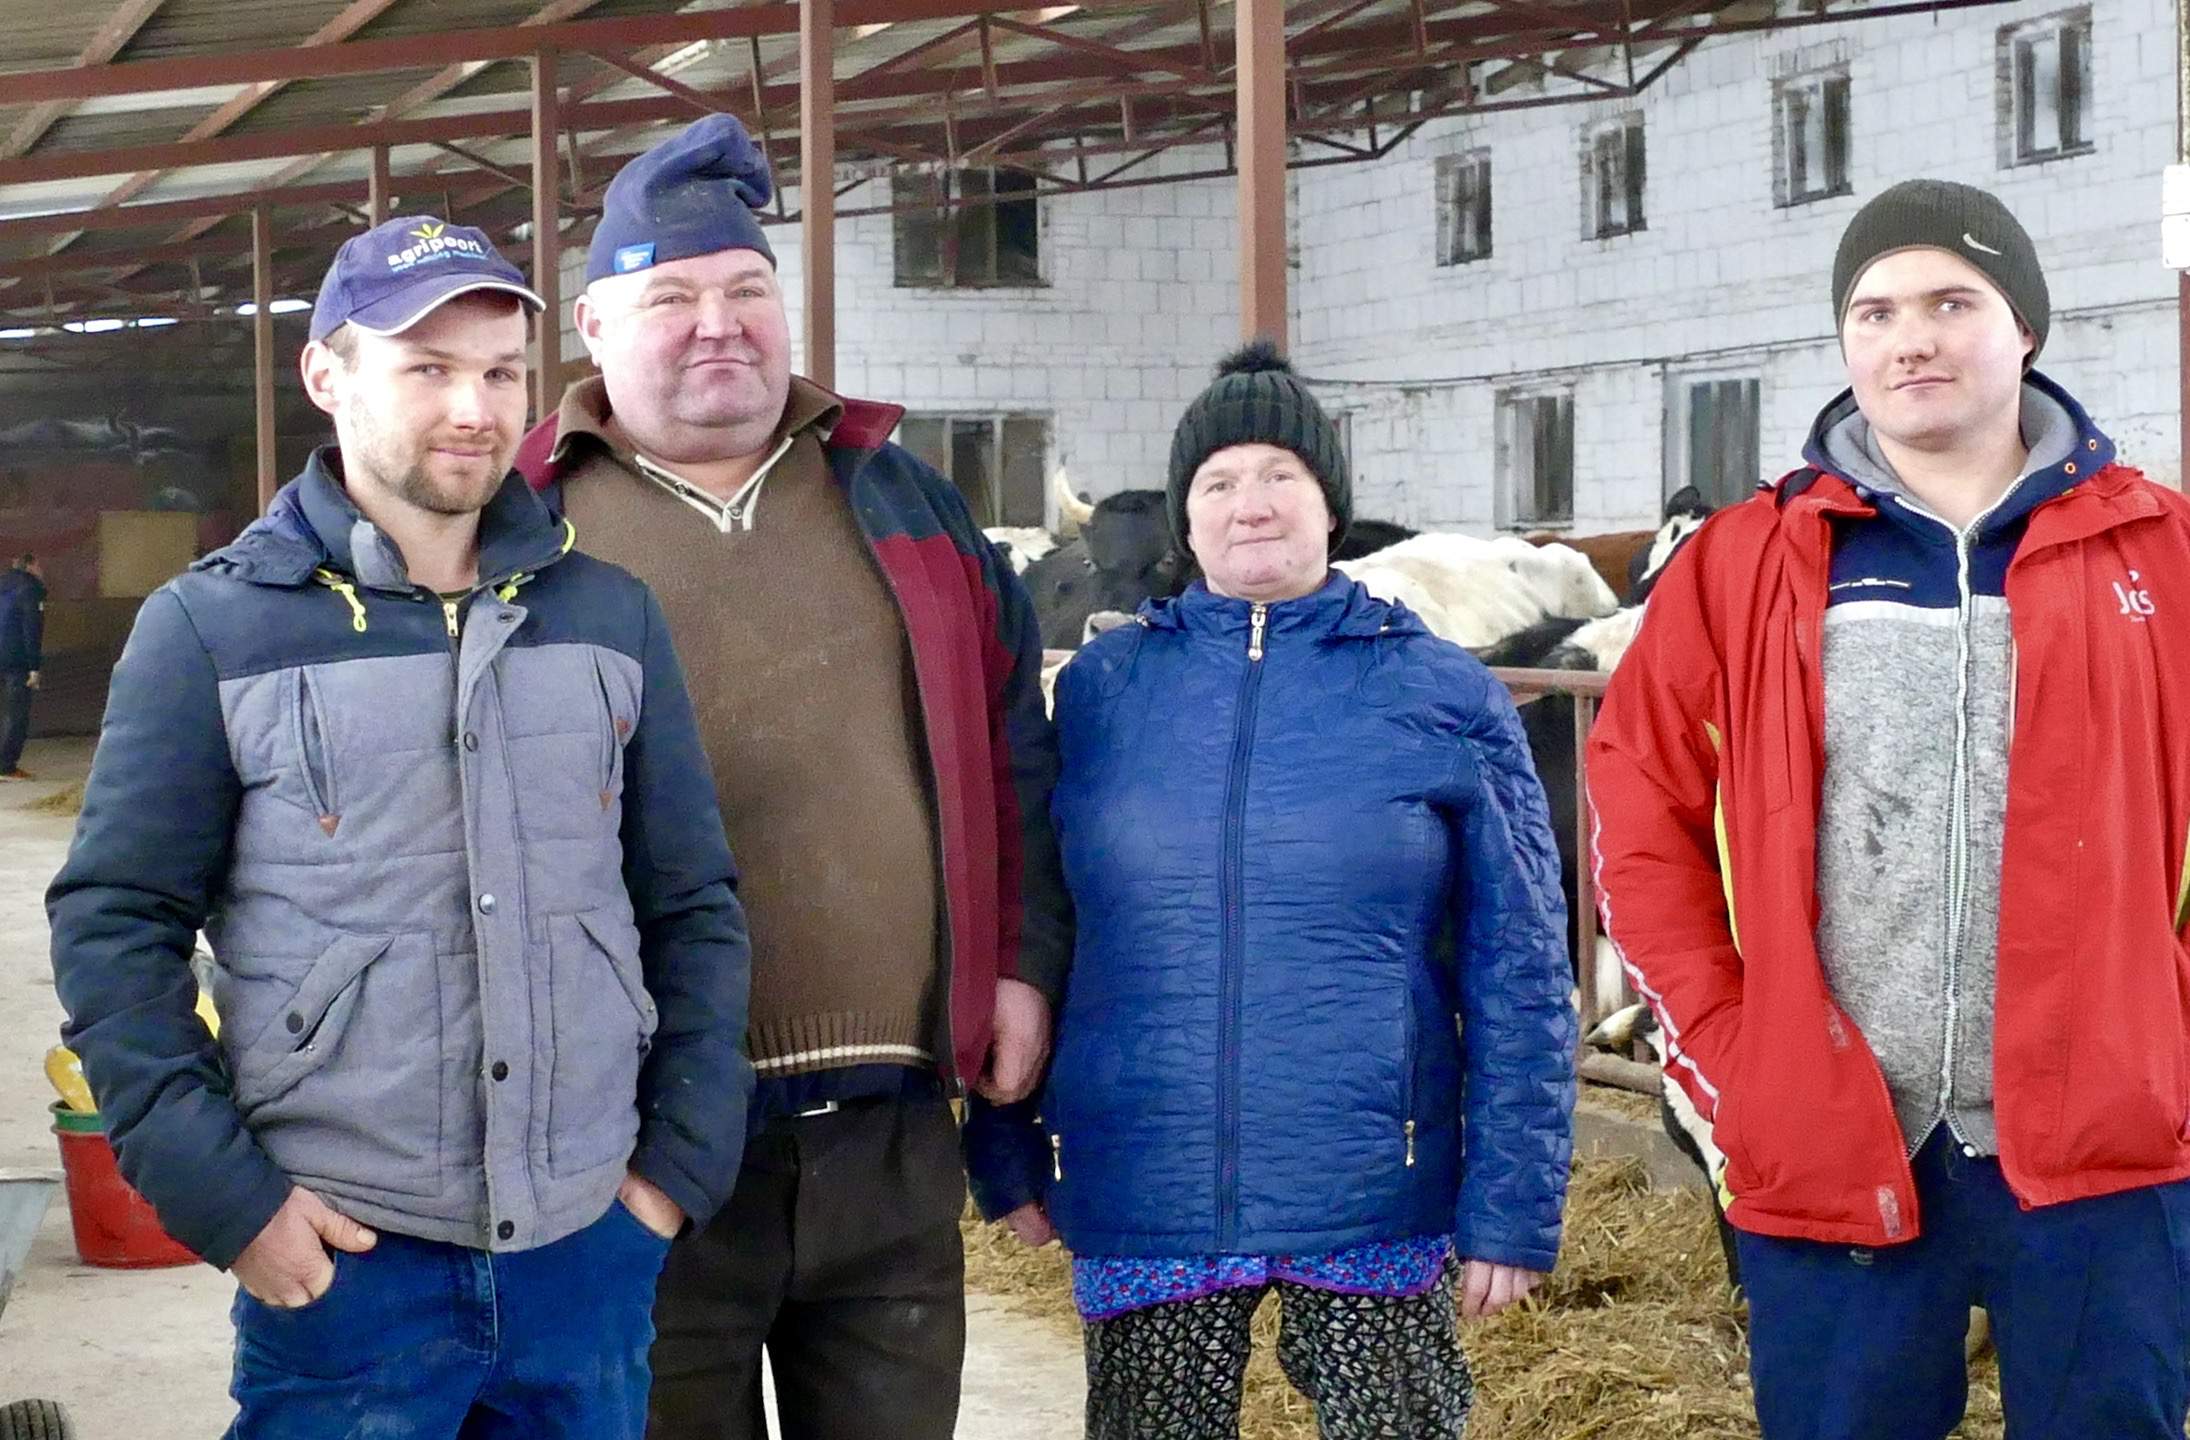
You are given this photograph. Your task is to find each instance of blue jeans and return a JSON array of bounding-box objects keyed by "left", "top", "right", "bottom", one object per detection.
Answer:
[
  {"left": 226, "top": 1199, "right": 672, "bottom": 1439},
  {"left": 1738, "top": 1131, "right": 2190, "bottom": 1440}
]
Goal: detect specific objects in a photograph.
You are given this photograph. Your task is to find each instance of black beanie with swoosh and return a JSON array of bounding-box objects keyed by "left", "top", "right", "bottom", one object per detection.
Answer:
[{"left": 1831, "top": 179, "right": 2050, "bottom": 362}]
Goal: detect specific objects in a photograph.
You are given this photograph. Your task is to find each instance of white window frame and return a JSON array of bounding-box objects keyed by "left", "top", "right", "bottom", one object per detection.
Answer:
[
  {"left": 1773, "top": 69, "right": 1852, "bottom": 207},
  {"left": 1999, "top": 9, "right": 2093, "bottom": 167},
  {"left": 1496, "top": 389, "right": 1575, "bottom": 531},
  {"left": 894, "top": 412, "right": 1052, "bottom": 526},
  {"left": 1663, "top": 370, "right": 1762, "bottom": 511},
  {"left": 1434, "top": 149, "right": 1494, "bottom": 266},
  {"left": 1580, "top": 116, "right": 1646, "bottom": 240},
  {"left": 891, "top": 166, "right": 1046, "bottom": 289}
]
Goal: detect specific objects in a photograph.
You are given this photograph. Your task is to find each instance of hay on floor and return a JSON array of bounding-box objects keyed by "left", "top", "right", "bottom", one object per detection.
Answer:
[
  {"left": 23, "top": 780, "right": 83, "bottom": 815},
  {"left": 962, "top": 1154, "right": 2009, "bottom": 1440}
]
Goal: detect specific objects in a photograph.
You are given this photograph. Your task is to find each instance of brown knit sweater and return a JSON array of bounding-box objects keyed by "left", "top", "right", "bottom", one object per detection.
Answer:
[{"left": 550, "top": 376, "right": 943, "bottom": 1079}]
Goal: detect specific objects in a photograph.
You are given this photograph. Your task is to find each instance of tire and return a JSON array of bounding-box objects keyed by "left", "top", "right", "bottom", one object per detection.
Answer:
[{"left": 0, "top": 1399, "right": 73, "bottom": 1439}]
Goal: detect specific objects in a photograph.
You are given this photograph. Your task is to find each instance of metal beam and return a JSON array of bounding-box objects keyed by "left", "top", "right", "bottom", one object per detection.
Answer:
[
  {"left": 253, "top": 207, "right": 277, "bottom": 514},
  {"left": 63, "top": 0, "right": 413, "bottom": 238},
  {"left": 0, "top": 0, "right": 1135, "bottom": 106},
  {"left": 1236, "top": 0, "right": 1286, "bottom": 348},
  {"left": 1, "top": 0, "right": 173, "bottom": 159},
  {"left": 801, "top": 0, "right": 837, "bottom": 390},
  {"left": 534, "top": 50, "right": 563, "bottom": 420}
]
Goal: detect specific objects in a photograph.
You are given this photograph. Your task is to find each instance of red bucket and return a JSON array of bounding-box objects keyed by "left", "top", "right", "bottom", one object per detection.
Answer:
[{"left": 49, "top": 1103, "right": 198, "bottom": 1268}]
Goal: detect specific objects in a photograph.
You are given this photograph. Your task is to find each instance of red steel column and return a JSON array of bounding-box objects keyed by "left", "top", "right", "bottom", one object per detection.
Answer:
[
  {"left": 253, "top": 205, "right": 277, "bottom": 514},
  {"left": 801, "top": 0, "right": 837, "bottom": 389},
  {"left": 532, "top": 48, "right": 562, "bottom": 420},
  {"left": 1236, "top": 0, "right": 1287, "bottom": 348}
]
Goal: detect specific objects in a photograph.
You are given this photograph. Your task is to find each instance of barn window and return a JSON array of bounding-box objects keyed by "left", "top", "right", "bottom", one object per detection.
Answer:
[
  {"left": 1434, "top": 150, "right": 1493, "bottom": 265},
  {"left": 896, "top": 413, "right": 1050, "bottom": 526},
  {"left": 1498, "top": 391, "right": 1574, "bottom": 529},
  {"left": 1999, "top": 10, "right": 2092, "bottom": 165},
  {"left": 1580, "top": 117, "right": 1645, "bottom": 240},
  {"left": 1667, "top": 375, "right": 1761, "bottom": 511},
  {"left": 893, "top": 167, "right": 1043, "bottom": 288},
  {"left": 1773, "top": 70, "right": 1851, "bottom": 206}
]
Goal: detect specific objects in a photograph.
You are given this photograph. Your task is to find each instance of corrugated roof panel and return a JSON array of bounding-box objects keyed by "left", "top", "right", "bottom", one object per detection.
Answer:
[
  {"left": 122, "top": 0, "right": 371, "bottom": 60},
  {"left": 0, "top": 3, "right": 114, "bottom": 68}
]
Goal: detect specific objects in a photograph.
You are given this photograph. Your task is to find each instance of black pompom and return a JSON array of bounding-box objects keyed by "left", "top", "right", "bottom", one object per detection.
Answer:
[{"left": 1214, "top": 337, "right": 1291, "bottom": 378}]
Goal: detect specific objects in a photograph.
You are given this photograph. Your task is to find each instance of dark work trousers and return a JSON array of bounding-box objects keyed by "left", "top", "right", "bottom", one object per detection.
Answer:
[
  {"left": 0, "top": 668, "right": 33, "bottom": 772},
  {"left": 647, "top": 1095, "right": 968, "bottom": 1440},
  {"left": 1738, "top": 1129, "right": 2190, "bottom": 1440}
]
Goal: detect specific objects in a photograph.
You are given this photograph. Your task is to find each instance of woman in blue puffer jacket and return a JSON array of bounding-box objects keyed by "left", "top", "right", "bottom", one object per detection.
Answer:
[{"left": 967, "top": 342, "right": 1576, "bottom": 1440}]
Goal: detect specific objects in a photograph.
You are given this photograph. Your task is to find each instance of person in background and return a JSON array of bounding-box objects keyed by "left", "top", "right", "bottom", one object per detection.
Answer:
[{"left": 0, "top": 552, "right": 46, "bottom": 779}]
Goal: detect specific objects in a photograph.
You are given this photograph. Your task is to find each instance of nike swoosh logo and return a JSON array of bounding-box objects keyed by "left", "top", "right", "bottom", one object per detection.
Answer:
[{"left": 1963, "top": 232, "right": 2002, "bottom": 255}]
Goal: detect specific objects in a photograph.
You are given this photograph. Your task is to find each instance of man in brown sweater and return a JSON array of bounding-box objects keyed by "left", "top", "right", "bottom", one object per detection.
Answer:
[{"left": 519, "top": 115, "right": 1069, "bottom": 1440}]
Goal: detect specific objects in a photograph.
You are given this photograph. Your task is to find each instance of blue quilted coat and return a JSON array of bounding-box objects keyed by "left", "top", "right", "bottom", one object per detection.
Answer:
[{"left": 967, "top": 573, "right": 1575, "bottom": 1272}]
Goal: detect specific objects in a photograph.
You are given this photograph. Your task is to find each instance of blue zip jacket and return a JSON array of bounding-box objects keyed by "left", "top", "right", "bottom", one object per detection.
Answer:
[{"left": 967, "top": 573, "right": 1575, "bottom": 1271}]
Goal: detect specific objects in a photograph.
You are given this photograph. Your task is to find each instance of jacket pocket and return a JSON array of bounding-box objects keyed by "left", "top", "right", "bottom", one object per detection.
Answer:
[
  {"left": 544, "top": 908, "right": 657, "bottom": 1177},
  {"left": 592, "top": 652, "right": 634, "bottom": 810},
  {"left": 224, "top": 930, "right": 446, "bottom": 1198},
  {"left": 290, "top": 668, "right": 338, "bottom": 832}
]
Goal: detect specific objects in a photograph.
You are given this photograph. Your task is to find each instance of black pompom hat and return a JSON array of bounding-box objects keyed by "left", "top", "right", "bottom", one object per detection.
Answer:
[{"left": 1166, "top": 339, "right": 1352, "bottom": 555}]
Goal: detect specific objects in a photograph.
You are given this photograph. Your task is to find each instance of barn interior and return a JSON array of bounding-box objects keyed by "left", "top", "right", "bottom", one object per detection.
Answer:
[{"left": 9, "top": 0, "right": 2167, "bottom": 735}]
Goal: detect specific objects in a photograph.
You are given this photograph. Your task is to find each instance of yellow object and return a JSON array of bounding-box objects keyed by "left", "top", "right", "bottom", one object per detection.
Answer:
[
  {"left": 44, "top": 1045, "right": 94, "bottom": 1114},
  {"left": 42, "top": 988, "right": 217, "bottom": 1114}
]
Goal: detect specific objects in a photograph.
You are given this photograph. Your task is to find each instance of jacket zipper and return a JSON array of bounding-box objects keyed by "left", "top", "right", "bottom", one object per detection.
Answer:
[
  {"left": 1050, "top": 1132, "right": 1064, "bottom": 1182},
  {"left": 1401, "top": 983, "right": 1418, "bottom": 1167},
  {"left": 1909, "top": 487, "right": 2016, "bottom": 1153},
  {"left": 1215, "top": 601, "right": 1268, "bottom": 1249}
]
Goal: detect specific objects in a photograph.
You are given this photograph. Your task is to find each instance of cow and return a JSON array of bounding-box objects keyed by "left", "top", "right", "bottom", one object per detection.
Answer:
[
  {"left": 1460, "top": 491, "right": 1715, "bottom": 1028},
  {"left": 986, "top": 527, "right": 1057, "bottom": 575},
  {"left": 1336, "top": 534, "right": 1618, "bottom": 649}
]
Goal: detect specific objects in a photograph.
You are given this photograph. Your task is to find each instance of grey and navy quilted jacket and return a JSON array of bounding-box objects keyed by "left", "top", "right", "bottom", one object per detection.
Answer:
[
  {"left": 968, "top": 574, "right": 1575, "bottom": 1270},
  {"left": 48, "top": 449, "right": 751, "bottom": 1269}
]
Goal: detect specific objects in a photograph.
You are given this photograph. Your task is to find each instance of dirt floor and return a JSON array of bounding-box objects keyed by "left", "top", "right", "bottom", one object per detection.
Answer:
[{"left": 0, "top": 736, "right": 1085, "bottom": 1437}]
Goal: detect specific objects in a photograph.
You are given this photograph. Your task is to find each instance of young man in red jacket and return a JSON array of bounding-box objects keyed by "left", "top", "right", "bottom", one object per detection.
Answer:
[{"left": 1590, "top": 178, "right": 2190, "bottom": 1440}]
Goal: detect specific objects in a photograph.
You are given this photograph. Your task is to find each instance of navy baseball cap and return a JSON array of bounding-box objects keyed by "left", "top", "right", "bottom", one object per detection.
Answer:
[{"left": 310, "top": 216, "right": 544, "bottom": 343}]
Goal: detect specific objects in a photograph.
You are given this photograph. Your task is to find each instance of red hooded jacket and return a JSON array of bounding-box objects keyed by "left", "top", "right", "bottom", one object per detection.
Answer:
[{"left": 1589, "top": 460, "right": 2190, "bottom": 1246}]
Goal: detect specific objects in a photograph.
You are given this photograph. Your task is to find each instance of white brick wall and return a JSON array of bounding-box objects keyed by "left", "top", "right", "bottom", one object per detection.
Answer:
[
  {"left": 1296, "top": 0, "right": 2181, "bottom": 530},
  {"left": 549, "top": 0, "right": 2178, "bottom": 533}
]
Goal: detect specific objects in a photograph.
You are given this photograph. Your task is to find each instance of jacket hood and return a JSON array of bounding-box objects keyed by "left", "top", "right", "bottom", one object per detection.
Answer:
[
  {"left": 199, "top": 445, "right": 573, "bottom": 592},
  {"left": 1800, "top": 369, "right": 2112, "bottom": 542}
]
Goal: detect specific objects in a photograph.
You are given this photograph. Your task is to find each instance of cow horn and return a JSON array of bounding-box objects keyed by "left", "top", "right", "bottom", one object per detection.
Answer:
[{"left": 1053, "top": 467, "right": 1095, "bottom": 535}]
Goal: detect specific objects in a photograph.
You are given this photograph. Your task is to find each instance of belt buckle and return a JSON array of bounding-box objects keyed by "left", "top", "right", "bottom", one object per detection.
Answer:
[{"left": 793, "top": 1099, "right": 841, "bottom": 1119}]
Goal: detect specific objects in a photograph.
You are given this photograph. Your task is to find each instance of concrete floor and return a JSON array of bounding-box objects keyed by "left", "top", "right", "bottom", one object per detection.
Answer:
[{"left": 0, "top": 736, "right": 1084, "bottom": 1437}]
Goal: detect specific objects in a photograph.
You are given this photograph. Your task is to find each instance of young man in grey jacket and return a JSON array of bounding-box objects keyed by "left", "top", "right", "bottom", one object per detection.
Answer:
[{"left": 48, "top": 216, "right": 752, "bottom": 1439}]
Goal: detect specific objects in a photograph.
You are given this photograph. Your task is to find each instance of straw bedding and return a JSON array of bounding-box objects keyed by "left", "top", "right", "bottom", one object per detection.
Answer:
[{"left": 961, "top": 1134, "right": 2011, "bottom": 1439}]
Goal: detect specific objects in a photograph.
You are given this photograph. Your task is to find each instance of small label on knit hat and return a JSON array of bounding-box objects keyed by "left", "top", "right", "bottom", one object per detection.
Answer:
[{"left": 614, "top": 243, "right": 657, "bottom": 273}]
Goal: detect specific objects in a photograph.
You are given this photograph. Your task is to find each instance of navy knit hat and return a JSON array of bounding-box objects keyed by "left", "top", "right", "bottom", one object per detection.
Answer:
[
  {"left": 1167, "top": 340, "right": 1352, "bottom": 555},
  {"left": 588, "top": 115, "right": 776, "bottom": 283},
  {"left": 310, "top": 215, "right": 541, "bottom": 343}
]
